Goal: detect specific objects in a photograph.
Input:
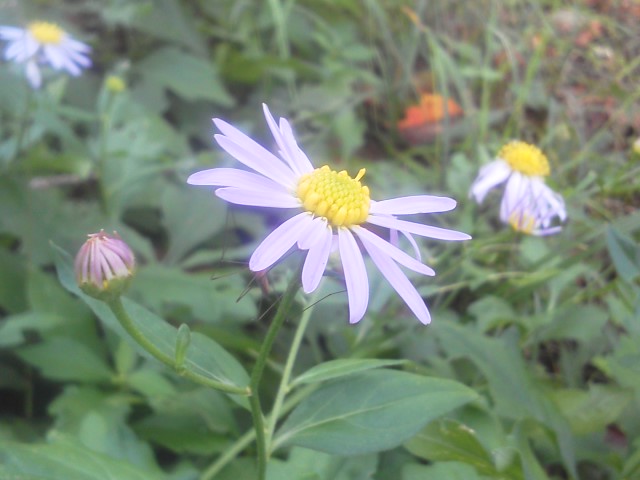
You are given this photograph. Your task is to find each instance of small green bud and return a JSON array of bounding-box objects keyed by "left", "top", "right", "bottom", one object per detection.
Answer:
[
  {"left": 105, "top": 75, "right": 126, "bottom": 93},
  {"left": 74, "top": 230, "right": 135, "bottom": 302}
]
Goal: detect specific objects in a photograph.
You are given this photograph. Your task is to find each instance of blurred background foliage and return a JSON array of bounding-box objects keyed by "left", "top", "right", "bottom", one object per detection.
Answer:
[{"left": 0, "top": 0, "right": 639, "bottom": 479}]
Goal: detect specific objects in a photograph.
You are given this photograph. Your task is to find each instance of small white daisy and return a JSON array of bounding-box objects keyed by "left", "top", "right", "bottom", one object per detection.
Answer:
[
  {"left": 188, "top": 104, "right": 471, "bottom": 325},
  {"left": 0, "top": 21, "right": 91, "bottom": 89},
  {"left": 470, "top": 140, "right": 566, "bottom": 235}
]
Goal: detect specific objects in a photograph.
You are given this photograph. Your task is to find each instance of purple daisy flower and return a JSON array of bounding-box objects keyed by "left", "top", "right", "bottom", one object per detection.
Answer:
[{"left": 188, "top": 104, "right": 470, "bottom": 324}]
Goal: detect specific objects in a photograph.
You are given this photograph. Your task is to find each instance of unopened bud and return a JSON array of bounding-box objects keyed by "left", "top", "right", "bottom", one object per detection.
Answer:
[
  {"left": 74, "top": 230, "right": 135, "bottom": 301},
  {"left": 105, "top": 75, "right": 126, "bottom": 93}
]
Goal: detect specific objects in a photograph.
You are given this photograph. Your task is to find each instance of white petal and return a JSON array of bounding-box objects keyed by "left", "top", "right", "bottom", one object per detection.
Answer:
[
  {"left": 338, "top": 228, "right": 369, "bottom": 324},
  {"left": 297, "top": 216, "right": 329, "bottom": 249},
  {"left": 370, "top": 195, "right": 457, "bottom": 215},
  {"left": 0, "top": 26, "right": 26, "bottom": 40},
  {"left": 25, "top": 61, "right": 42, "bottom": 89},
  {"left": 249, "top": 213, "right": 312, "bottom": 271},
  {"left": 213, "top": 120, "right": 296, "bottom": 187},
  {"left": 187, "top": 167, "right": 289, "bottom": 193},
  {"left": 470, "top": 160, "right": 512, "bottom": 204},
  {"left": 301, "top": 225, "right": 332, "bottom": 293},
  {"left": 366, "top": 215, "right": 471, "bottom": 241},
  {"left": 64, "top": 37, "right": 91, "bottom": 53},
  {"left": 534, "top": 226, "right": 563, "bottom": 236},
  {"left": 5, "top": 38, "right": 38, "bottom": 62},
  {"left": 401, "top": 230, "right": 421, "bottom": 261},
  {"left": 60, "top": 42, "right": 91, "bottom": 68},
  {"left": 499, "top": 172, "right": 529, "bottom": 223},
  {"left": 361, "top": 239, "right": 431, "bottom": 324},
  {"left": 352, "top": 226, "right": 434, "bottom": 276},
  {"left": 215, "top": 187, "right": 300, "bottom": 208},
  {"left": 262, "top": 104, "right": 312, "bottom": 176},
  {"left": 278, "top": 116, "right": 314, "bottom": 173},
  {"left": 533, "top": 180, "right": 566, "bottom": 221}
]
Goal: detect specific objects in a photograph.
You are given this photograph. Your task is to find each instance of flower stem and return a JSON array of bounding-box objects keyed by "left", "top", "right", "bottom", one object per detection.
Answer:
[
  {"left": 265, "top": 291, "right": 318, "bottom": 453},
  {"left": 8, "top": 86, "right": 33, "bottom": 167},
  {"left": 200, "top": 383, "right": 317, "bottom": 480},
  {"left": 249, "top": 275, "right": 300, "bottom": 480},
  {"left": 107, "top": 297, "right": 249, "bottom": 396}
]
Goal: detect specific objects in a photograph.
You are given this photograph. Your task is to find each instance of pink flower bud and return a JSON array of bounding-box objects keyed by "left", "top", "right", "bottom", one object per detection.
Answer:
[{"left": 74, "top": 230, "right": 135, "bottom": 300}]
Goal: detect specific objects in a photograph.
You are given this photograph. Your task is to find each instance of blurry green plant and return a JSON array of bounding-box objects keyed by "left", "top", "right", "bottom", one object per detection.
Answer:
[{"left": 0, "top": 1, "right": 639, "bottom": 479}]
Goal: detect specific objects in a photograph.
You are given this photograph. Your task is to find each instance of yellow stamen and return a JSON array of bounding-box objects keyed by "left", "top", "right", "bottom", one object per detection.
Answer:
[
  {"left": 509, "top": 211, "right": 535, "bottom": 234},
  {"left": 28, "top": 21, "right": 64, "bottom": 45},
  {"left": 499, "top": 141, "right": 550, "bottom": 177},
  {"left": 297, "top": 165, "right": 370, "bottom": 227}
]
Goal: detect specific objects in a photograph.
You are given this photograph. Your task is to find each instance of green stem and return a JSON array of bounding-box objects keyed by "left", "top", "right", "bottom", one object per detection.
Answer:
[
  {"left": 249, "top": 275, "right": 301, "bottom": 480},
  {"left": 200, "top": 384, "right": 317, "bottom": 480},
  {"left": 9, "top": 86, "right": 33, "bottom": 167},
  {"left": 265, "top": 291, "right": 317, "bottom": 453},
  {"left": 107, "top": 297, "right": 249, "bottom": 396}
]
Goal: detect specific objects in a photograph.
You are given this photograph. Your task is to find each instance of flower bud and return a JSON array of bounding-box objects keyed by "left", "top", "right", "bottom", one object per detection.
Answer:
[
  {"left": 75, "top": 230, "right": 135, "bottom": 301},
  {"left": 105, "top": 75, "right": 126, "bottom": 93}
]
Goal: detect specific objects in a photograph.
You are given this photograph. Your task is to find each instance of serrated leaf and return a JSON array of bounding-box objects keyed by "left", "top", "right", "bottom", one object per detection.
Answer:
[
  {"left": 274, "top": 369, "right": 477, "bottom": 455},
  {"left": 137, "top": 47, "right": 234, "bottom": 105}
]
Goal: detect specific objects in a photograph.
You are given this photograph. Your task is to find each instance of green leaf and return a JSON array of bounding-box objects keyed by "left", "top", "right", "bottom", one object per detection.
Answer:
[
  {"left": 0, "top": 436, "right": 163, "bottom": 480},
  {"left": 531, "top": 305, "right": 608, "bottom": 344},
  {"left": 467, "top": 296, "right": 516, "bottom": 332},
  {"left": 17, "top": 336, "right": 112, "bottom": 382},
  {"left": 435, "top": 323, "right": 577, "bottom": 478},
  {"left": 512, "top": 420, "right": 550, "bottom": 480},
  {"left": 291, "top": 358, "right": 407, "bottom": 387},
  {"left": 274, "top": 369, "right": 477, "bottom": 455},
  {"left": 606, "top": 226, "right": 640, "bottom": 283},
  {"left": 126, "top": 0, "right": 206, "bottom": 54},
  {"left": 48, "top": 386, "right": 159, "bottom": 472},
  {"left": 0, "top": 177, "right": 105, "bottom": 266},
  {"left": 137, "top": 47, "right": 234, "bottom": 105},
  {"left": 0, "top": 312, "right": 64, "bottom": 347},
  {"left": 53, "top": 243, "right": 250, "bottom": 397},
  {"left": 551, "top": 385, "right": 632, "bottom": 435},
  {"left": 161, "top": 185, "right": 228, "bottom": 265},
  {"left": 402, "top": 462, "right": 486, "bottom": 480},
  {"left": 122, "top": 299, "right": 251, "bottom": 393},
  {"left": 622, "top": 444, "right": 640, "bottom": 479},
  {"left": 266, "top": 447, "right": 377, "bottom": 480},
  {"left": 404, "top": 419, "right": 520, "bottom": 480},
  {"left": 134, "top": 388, "right": 237, "bottom": 455},
  {"left": 0, "top": 246, "right": 27, "bottom": 313},
  {"left": 130, "top": 264, "right": 256, "bottom": 323}
]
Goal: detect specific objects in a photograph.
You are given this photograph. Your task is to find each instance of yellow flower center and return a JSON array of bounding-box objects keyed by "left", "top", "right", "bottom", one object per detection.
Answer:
[
  {"left": 499, "top": 141, "right": 550, "bottom": 177},
  {"left": 509, "top": 212, "right": 535, "bottom": 235},
  {"left": 28, "top": 21, "right": 64, "bottom": 45},
  {"left": 297, "top": 165, "right": 370, "bottom": 227}
]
